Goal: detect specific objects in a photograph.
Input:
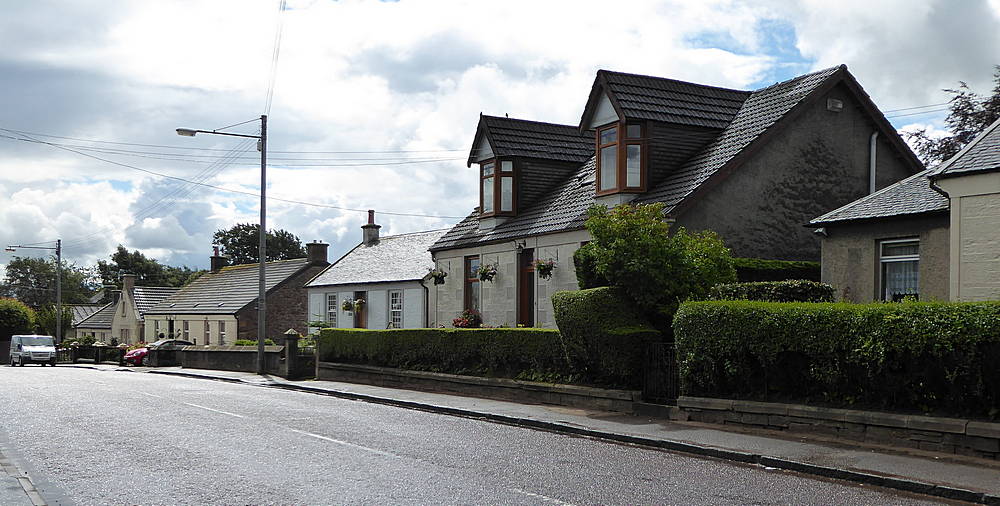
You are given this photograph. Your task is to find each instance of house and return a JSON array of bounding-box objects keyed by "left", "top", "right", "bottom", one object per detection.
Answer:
[
  {"left": 73, "top": 276, "right": 178, "bottom": 344},
  {"left": 305, "top": 211, "right": 447, "bottom": 330},
  {"left": 73, "top": 301, "right": 114, "bottom": 342},
  {"left": 144, "top": 243, "right": 330, "bottom": 344},
  {"left": 430, "top": 65, "right": 923, "bottom": 328},
  {"left": 812, "top": 116, "right": 1000, "bottom": 302},
  {"left": 65, "top": 304, "right": 102, "bottom": 340}
]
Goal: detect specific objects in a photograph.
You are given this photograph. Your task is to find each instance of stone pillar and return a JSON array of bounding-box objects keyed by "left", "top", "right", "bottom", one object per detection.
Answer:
[{"left": 282, "top": 329, "right": 300, "bottom": 379}]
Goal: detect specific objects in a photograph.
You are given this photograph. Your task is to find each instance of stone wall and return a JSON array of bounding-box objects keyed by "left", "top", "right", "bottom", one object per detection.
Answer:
[
  {"left": 177, "top": 345, "right": 284, "bottom": 375},
  {"left": 677, "top": 397, "right": 1000, "bottom": 460}
]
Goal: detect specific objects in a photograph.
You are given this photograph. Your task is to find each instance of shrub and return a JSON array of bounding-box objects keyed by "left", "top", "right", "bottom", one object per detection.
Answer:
[
  {"left": 673, "top": 300, "right": 1000, "bottom": 418},
  {"left": 551, "top": 287, "right": 661, "bottom": 389},
  {"left": 232, "top": 338, "right": 276, "bottom": 346},
  {"left": 572, "top": 243, "right": 609, "bottom": 289},
  {"left": 733, "top": 258, "right": 820, "bottom": 282},
  {"left": 0, "top": 298, "right": 35, "bottom": 341},
  {"left": 708, "top": 280, "right": 835, "bottom": 303},
  {"left": 35, "top": 304, "right": 74, "bottom": 337},
  {"left": 317, "top": 328, "right": 573, "bottom": 383}
]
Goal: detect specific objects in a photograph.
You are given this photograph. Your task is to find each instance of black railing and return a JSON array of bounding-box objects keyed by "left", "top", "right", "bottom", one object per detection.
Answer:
[{"left": 643, "top": 342, "right": 679, "bottom": 404}]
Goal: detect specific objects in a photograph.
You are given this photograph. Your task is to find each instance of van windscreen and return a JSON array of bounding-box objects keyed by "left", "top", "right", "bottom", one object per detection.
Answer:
[{"left": 21, "top": 337, "right": 54, "bottom": 346}]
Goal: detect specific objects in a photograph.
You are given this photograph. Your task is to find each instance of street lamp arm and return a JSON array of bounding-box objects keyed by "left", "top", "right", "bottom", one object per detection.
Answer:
[{"left": 176, "top": 128, "right": 260, "bottom": 139}]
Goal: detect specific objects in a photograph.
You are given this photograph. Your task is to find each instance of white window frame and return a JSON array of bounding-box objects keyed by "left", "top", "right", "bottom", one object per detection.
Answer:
[
  {"left": 879, "top": 238, "right": 920, "bottom": 301},
  {"left": 203, "top": 319, "right": 210, "bottom": 344},
  {"left": 218, "top": 320, "right": 226, "bottom": 345},
  {"left": 326, "top": 293, "right": 338, "bottom": 327},
  {"left": 182, "top": 320, "right": 190, "bottom": 340},
  {"left": 388, "top": 290, "right": 403, "bottom": 329}
]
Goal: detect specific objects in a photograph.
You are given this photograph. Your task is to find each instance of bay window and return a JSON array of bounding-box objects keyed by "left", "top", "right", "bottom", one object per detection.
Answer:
[
  {"left": 596, "top": 122, "right": 646, "bottom": 194},
  {"left": 479, "top": 159, "right": 516, "bottom": 216}
]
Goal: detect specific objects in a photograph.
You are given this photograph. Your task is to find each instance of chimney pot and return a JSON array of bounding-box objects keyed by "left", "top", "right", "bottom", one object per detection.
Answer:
[
  {"left": 210, "top": 248, "right": 229, "bottom": 272},
  {"left": 362, "top": 210, "right": 381, "bottom": 246},
  {"left": 367, "top": 209, "right": 375, "bottom": 225}
]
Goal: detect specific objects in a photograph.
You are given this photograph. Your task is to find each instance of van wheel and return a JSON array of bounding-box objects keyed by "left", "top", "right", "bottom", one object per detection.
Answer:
[{"left": 17, "top": 359, "right": 24, "bottom": 367}]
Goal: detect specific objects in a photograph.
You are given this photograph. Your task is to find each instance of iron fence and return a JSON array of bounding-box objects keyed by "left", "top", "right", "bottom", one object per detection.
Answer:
[{"left": 643, "top": 342, "right": 679, "bottom": 404}]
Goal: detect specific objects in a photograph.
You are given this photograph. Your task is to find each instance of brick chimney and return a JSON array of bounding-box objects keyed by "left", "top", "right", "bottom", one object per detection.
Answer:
[
  {"left": 362, "top": 209, "right": 381, "bottom": 247},
  {"left": 121, "top": 273, "right": 136, "bottom": 296},
  {"left": 306, "top": 241, "right": 329, "bottom": 265},
  {"left": 210, "top": 246, "right": 229, "bottom": 272}
]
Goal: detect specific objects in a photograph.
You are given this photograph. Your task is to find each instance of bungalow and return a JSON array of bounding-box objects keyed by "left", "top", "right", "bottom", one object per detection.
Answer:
[
  {"left": 305, "top": 211, "right": 447, "bottom": 330},
  {"left": 65, "top": 304, "right": 102, "bottom": 340},
  {"left": 74, "top": 301, "right": 114, "bottom": 342},
  {"left": 145, "top": 243, "right": 330, "bottom": 343},
  {"left": 430, "top": 65, "right": 923, "bottom": 328},
  {"left": 811, "top": 116, "right": 1000, "bottom": 302}
]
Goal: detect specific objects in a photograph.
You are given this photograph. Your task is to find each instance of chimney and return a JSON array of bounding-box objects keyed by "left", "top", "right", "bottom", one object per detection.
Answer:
[
  {"left": 306, "top": 241, "right": 329, "bottom": 265},
  {"left": 210, "top": 245, "right": 229, "bottom": 272},
  {"left": 122, "top": 273, "right": 136, "bottom": 295},
  {"left": 362, "top": 209, "right": 381, "bottom": 247}
]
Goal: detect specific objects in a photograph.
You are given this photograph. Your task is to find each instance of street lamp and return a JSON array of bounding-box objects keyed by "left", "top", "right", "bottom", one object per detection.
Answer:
[
  {"left": 6, "top": 240, "right": 62, "bottom": 343},
  {"left": 177, "top": 115, "right": 268, "bottom": 375}
]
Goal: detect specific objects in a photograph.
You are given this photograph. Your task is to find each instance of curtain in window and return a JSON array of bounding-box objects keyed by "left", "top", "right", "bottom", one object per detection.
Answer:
[{"left": 884, "top": 260, "right": 919, "bottom": 300}]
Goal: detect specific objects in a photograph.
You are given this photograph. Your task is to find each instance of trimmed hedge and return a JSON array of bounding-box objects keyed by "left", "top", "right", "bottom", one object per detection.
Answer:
[
  {"left": 552, "top": 287, "right": 661, "bottom": 389},
  {"left": 317, "top": 328, "right": 574, "bottom": 383},
  {"left": 673, "top": 300, "right": 1000, "bottom": 418},
  {"left": 0, "top": 298, "right": 35, "bottom": 341},
  {"left": 733, "top": 258, "right": 820, "bottom": 282},
  {"left": 708, "top": 280, "right": 835, "bottom": 302}
]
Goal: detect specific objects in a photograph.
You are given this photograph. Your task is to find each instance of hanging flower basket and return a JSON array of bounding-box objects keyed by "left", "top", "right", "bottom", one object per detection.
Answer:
[
  {"left": 341, "top": 299, "right": 355, "bottom": 312},
  {"left": 533, "top": 258, "right": 556, "bottom": 280},
  {"left": 477, "top": 263, "right": 498, "bottom": 283},
  {"left": 353, "top": 298, "right": 366, "bottom": 311},
  {"left": 428, "top": 267, "right": 448, "bottom": 285}
]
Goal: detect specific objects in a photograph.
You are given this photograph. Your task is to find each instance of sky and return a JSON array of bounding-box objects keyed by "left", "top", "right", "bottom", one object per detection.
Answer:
[{"left": 2, "top": 0, "right": 1000, "bottom": 275}]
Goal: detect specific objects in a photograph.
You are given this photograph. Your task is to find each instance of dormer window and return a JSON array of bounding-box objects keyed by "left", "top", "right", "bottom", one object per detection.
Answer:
[
  {"left": 596, "top": 121, "right": 646, "bottom": 194},
  {"left": 480, "top": 158, "right": 516, "bottom": 216}
]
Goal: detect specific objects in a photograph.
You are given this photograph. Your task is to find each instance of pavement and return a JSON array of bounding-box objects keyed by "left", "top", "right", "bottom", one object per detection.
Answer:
[{"left": 66, "top": 364, "right": 1000, "bottom": 504}]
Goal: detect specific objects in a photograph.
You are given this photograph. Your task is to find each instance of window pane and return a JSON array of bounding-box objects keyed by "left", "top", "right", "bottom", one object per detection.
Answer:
[
  {"left": 326, "top": 293, "right": 337, "bottom": 326},
  {"left": 500, "top": 160, "right": 513, "bottom": 172},
  {"left": 599, "top": 126, "right": 617, "bottom": 145},
  {"left": 600, "top": 145, "right": 617, "bottom": 190},
  {"left": 470, "top": 258, "right": 480, "bottom": 274},
  {"left": 470, "top": 281, "right": 480, "bottom": 311},
  {"left": 501, "top": 177, "right": 513, "bottom": 212},
  {"left": 626, "top": 124, "right": 642, "bottom": 138},
  {"left": 482, "top": 161, "right": 494, "bottom": 176},
  {"left": 482, "top": 177, "right": 494, "bottom": 213},
  {"left": 626, "top": 145, "right": 641, "bottom": 187},
  {"left": 883, "top": 260, "right": 919, "bottom": 301},
  {"left": 882, "top": 241, "right": 919, "bottom": 257},
  {"left": 389, "top": 290, "right": 403, "bottom": 328}
]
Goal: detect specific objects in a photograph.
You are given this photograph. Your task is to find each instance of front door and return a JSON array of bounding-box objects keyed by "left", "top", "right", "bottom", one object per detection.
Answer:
[
  {"left": 518, "top": 248, "right": 535, "bottom": 327},
  {"left": 354, "top": 291, "right": 368, "bottom": 329}
]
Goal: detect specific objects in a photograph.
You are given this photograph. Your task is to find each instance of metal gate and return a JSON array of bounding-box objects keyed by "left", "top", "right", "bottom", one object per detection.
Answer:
[{"left": 643, "top": 342, "right": 679, "bottom": 404}]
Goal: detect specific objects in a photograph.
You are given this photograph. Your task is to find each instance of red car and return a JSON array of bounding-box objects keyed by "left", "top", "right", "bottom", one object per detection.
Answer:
[{"left": 124, "top": 339, "right": 193, "bottom": 366}]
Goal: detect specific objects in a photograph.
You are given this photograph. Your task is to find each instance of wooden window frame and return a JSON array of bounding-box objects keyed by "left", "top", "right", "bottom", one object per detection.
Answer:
[
  {"left": 464, "top": 255, "right": 481, "bottom": 311},
  {"left": 595, "top": 121, "right": 647, "bottom": 196},
  {"left": 479, "top": 158, "right": 517, "bottom": 217}
]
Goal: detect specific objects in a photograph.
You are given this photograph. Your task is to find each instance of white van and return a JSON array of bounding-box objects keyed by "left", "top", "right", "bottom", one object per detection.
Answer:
[{"left": 9, "top": 335, "right": 57, "bottom": 367}]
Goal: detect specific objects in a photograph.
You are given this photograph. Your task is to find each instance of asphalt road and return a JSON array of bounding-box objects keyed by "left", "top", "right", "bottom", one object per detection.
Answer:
[{"left": 0, "top": 366, "right": 947, "bottom": 505}]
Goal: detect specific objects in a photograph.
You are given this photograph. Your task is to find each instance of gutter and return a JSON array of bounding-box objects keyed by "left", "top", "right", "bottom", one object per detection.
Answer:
[{"left": 869, "top": 131, "right": 878, "bottom": 193}]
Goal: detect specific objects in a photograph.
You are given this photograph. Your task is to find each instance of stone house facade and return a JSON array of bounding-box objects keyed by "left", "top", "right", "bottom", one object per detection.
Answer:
[{"left": 431, "top": 65, "right": 923, "bottom": 328}]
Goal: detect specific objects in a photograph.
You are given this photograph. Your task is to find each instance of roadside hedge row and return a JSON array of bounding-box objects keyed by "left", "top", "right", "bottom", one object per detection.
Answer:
[
  {"left": 708, "top": 280, "right": 835, "bottom": 302},
  {"left": 552, "top": 287, "right": 661, "bottom": 389},
  {"left": 673, "top": 300, "right": 1000, "bottom": 418},
  {"left": 317, "top": 328, "right": 575, "bottom": 383},
  {"left": 733, "top": 258, "right": 820, "bottom": 282}
]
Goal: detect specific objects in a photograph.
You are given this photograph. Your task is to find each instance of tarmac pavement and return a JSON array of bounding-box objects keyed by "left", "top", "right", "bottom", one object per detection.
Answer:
[{"left": 69, "top": 363, "right": 1000, "bottom": 504}]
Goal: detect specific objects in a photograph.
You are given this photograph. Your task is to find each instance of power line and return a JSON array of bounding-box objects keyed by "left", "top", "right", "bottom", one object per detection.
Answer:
[
  {"left": 883, "top": 102, "right": 951, "bottom": 113},
  {"left": 263, "top": 0, "right": 286, "bottom": 115},
  {"left": 886, "top": 107, "right": 952, "bottom": 119}
]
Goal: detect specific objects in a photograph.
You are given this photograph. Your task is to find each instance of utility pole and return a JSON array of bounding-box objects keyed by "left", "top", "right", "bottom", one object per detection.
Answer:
[{"left": 5, "top": 239, "right": 63, "bottom": 342}]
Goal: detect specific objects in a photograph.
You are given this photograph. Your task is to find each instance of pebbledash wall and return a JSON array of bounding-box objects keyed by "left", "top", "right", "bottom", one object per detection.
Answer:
[
  {"left": 432, "top": 229, "right": 589, "bottom": 329},
  {"left": 307, "top": 281, "right": 429, "bottom": 330}
]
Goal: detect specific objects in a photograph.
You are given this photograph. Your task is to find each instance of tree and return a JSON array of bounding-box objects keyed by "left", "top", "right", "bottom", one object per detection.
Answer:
[
  {"left": 904, "top": 65, "right": 1000, "bottom": 167},
  {"left": 1, "top": 256, "right": 98, "bottom": 309},
  {"left": 212, "top": 223, "right": 306, "bottom": 265},
  {"left": 0, "top": 298, "right": 35, "bottom": 341},
  {"left": 36, "top": 304, "right": 73, "bottom": 338},
  {"left": 576, "top": 203, "right": 736, "bottom": 329},
  {"left": 97, "top": 246, "right": 201, "bottom": 289}
]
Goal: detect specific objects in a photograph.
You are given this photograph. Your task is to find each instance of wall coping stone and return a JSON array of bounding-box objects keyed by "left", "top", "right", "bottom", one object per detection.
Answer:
[
  {"left": 318, "top": 362, "right": 640, "bottom": 401},
  {"left": 677, "top": 397, "right": 734, "bottom": 411},
  {"left": 733, "top": 400, "right": 788, "bottom": 416},
  {"left": 180, "top": 345, "right": 284, "bottom": 353},
  {"left": 908, "top": 415, "right": 968, "bottom": 434},
  {"left": 967, "top": 421, "right": 1000, "bottom": 439}
]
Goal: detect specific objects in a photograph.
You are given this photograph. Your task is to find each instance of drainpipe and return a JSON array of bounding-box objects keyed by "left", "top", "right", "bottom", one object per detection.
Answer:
[
  {"left": 869, "top": 131, "right": 879, "bottom": 193},
  {"left": 418, "top": 278, "right": 429, "bottom": 328}
]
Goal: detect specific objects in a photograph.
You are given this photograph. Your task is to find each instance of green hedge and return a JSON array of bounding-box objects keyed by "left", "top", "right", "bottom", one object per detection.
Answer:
[
  {"left": 572, "top": 243, "right": 609, "bottom": 289},
  {"left": 317, "top": 328, "right": 573, "bottom": 383},
  {"left": 0, "top": 298, "right": 35, "bottom": 341},
  {"left": 733, "top": 258, "right": 820, "bottom": 282},
  {"left": 674, "top": 300, "right": 1000, "bottom": 418},
  {"left": 552, "top": 287, "right": 661, "bottom": 389},
  {"left": 708, "top": 280, "right": 834, "bottom": 302}
]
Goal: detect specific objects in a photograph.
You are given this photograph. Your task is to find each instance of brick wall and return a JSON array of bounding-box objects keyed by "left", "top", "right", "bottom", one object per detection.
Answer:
[{"left": 236, "top": 263, "right": 328, "bottom": 340}]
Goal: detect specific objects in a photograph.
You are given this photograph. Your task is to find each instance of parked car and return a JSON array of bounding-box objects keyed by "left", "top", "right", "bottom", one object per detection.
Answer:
[
  {"left": 9, "top": 335, "right": 57, "bottom": 366},
  {"left": 123, "top": 339, "right": 194, "bottom": 366}
]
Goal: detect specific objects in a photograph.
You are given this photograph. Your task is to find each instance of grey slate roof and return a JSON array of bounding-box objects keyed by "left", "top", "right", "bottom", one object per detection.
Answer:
[
  {"left": 468, "top": 116, "right": 593, "bottom": 166},
  {"left": 68, "top": 304, "right": 101, "bottom": 325},
  {"left": 932, "top": 117, "right": 1000, "bottom": 179},
  {"left": 599, "top": 70, "right": 751, "bottom": 129},
  {"left": 635, "top": 66, "right": 843, "bottom": 209},
  {"left": 133, "top": 287, "right": 179, "bottom": 320},
  {"left": 146, "top": 258, "right": 311, "bottom": 315},
  {"left": 433, "top": 66, "right": 846, "bottom": 252},
  {"left": 75, "top": 302, "right": 114, "bottom": 329},
  {"left": 307, "top": 229, "right": 448, "bottom": 287},
  {"left": 810, "top": 170, "right": 949, "bottom": 225}
]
